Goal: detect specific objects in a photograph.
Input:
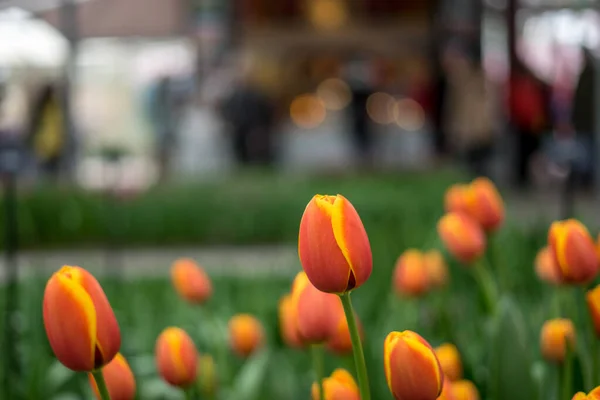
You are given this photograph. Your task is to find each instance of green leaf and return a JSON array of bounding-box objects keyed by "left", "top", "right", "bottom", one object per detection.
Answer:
[
  {"left": 229, "top": 349, "right": 271, "bottom": 400},
  {"left": 488, "top": 296, "right": 537, "bottom": 400}
]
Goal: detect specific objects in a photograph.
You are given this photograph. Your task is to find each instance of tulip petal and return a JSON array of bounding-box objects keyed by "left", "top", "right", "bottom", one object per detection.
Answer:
[{"left": 43, "top": 270, "right": 97, "bottom": 371}]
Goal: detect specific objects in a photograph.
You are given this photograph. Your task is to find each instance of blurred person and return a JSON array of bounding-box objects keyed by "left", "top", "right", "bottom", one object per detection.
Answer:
[
  {"left": 508, "top": 61, "right": 551, "bottom": 188},
  {"left": 442, "top": 48, "right": 494, "bottom": 178},
  {"left": 344, "top": 54, "right": 374, "bottom": 167},
  {"left": 220, "top": 60, "right": 275, "bottom": 167}
]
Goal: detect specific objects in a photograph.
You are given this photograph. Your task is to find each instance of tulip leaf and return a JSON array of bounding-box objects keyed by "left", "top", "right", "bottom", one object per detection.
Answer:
[
  {"left": 488, "top": 296, "right": 537, "bottom": 400},
  {"left": 229, "top": 349, "right": 271, "bottom": 400}
]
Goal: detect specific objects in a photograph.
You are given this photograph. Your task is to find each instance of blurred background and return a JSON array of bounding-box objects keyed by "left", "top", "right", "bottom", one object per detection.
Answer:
[{"left": 0, "top": 0, "right": 599, "bottom": 398}]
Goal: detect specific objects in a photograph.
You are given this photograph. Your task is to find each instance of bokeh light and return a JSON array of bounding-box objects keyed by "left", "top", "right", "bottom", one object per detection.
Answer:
[
  {"left": 366, "top": 92, "right": 395, "bottom": 125},
  {"left": 316, "top": 78, "right": 352, "bottom": 111},
  {"left": 308, "top": 0, "right": 348, "bottom": 31},
  {"left": 290, "top": 94, "right": 327, "bottom": 129},
  {"left": 392, "top": 98, "right": 426, "bottom": 131}
]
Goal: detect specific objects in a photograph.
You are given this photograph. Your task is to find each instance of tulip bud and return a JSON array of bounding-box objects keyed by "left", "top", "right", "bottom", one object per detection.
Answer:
[
  {"left": 228, "top": 314, "right": 265, "bottom": 357},
  {"left": 155, "top": 327, "right": 198, "bottom": 387},
  {"left": 384, "top": 330, "right": 444, "bottom": 400},
  {"left": 311, "top": 368, "right": 360, "bottom": 400},
  {"left": 326, "top": 300, "right": 364, "bottom": 355},
  {"left": 88, "top": 353, "right": 136, "bottom": 400},
  {"left": 548, "top": 219, "right": 599, "bottom": 284},
  {"left": 171, "top": 258, "right": 212, "bottom": 304},
  {"left": 298, "top": 194, "right": 372, "bottom": 293},
  {"left": 464, "top": 177, "right": 504, "bottom": 231},
  {"left": 438, "top": 212, "right": 486, "bottom": 264},
  {"left": 572, "top": 387, "right": 600, "bottom": 400},
  {"left": 540, "top": 319, "right": 575, "bottom": 363},
  {"left": 451, "top": 380, "right": 480, "bottom": 400},
  {"left": 444, "top": 184, "right": 469, "bottom": 214},
  {"left": 424, "top": 249, "right": 449, "bottom": 288},
  {"left": 278, "top": 294, "right": 303, "bottom": 348},
  {"left": 393, "top": 249, "right": 430, "bottom": 297},
  {"left": 197, "top": 354, "right": 217, "bottom": 397},
  {"left": 296, "top": 280, "right": 339, "bottom": 344},
  {"left": 43, "top": 265, "right": 121, "bottom": 371},
  {"left": 534, "top": 246, "right": 562, "bottom": 285},
  {"left": 586, "top": 285, "right": 600, "bottom": 338},
  {"left": 435, "top": 343, "right": 462, "bottom": 381}
]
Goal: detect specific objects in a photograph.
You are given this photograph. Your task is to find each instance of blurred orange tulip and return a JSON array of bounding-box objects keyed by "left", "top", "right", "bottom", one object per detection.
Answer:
[
  {"left": 573, "top": 386, "right": 600, "bottom": 399},
  {"left": 384, "top": 330, "right": 444, "bottom": 400},
  {"left": 534, "top": 246, "right": 562, "bottom": 285},
  {"left": 444, "top": 184, "right": 469, "bottom": 215},
  {"left": 587, "top": 285, "right": 600, "bottom": 338},
  {"left": 170, "top": 258, "right": 212, "bottom": 304},
  {"left": 435, "top": 343, "right": 463, "bottom": 382},
  {"left": 464, "top": 177, "right": 504, "bottom": 232},
  {"left": 326, "top": 300, "right": 364, "bottom": 355},
  {"left": 298, "top": 194, "right": 372, "bottom": 293},
  {"left": 228, "top": 314, "right": 265, "bottom": 357},
  {"left": 549, "top": 219, "right": 599, "bottom": 284},
  {"left": 438, "top": 212, "right": 486, "bottom": 264},
  {"left": 89, "top": 353, "right": 136, "bottom": 400},
  {"left": 43, "top": 265, "right": 121, "bottom": 371},
  {"left": 540, "top": 319, "right": 576, "bottom": 363},
  {"left": 451, "top": 380, "right": 480, "bottom": 400},
  {"left": 424, "top": 249, "right": 449, "bottom": 288},
  {"left": 155, "top": 327, "right": 198, "bottom": 388},
  {"left": 438, "top": 377, "right": 458, "bottom": 400},
  {"left": 311, "top": 368, "right": 360, "bottom": 400},
  {"left": 278, "top": 294, "right": 304, "bottom": 348},
  {"left": 296, "top": 279, "right": 338, "bottom": 344},
  {"left": 393, "top": 249, "right": 430, "bottom": 297}
]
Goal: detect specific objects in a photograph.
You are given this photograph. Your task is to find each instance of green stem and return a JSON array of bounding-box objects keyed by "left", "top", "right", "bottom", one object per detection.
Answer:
[
  {"left": 592, "top": 337, "right": 599, "bottom": 390},
  {"left": 551, "top": 289, "right": 562, "bottom": 318},
  {"left": 488, "top": 231, "right": 508, "bottom": 291},
  {"left": 312, "top": 345, "right": 325, "bottom": 400},
  {"left": 91, "top": 369, "right": 111, "bottom": 400},
  {"left": 471, "top": 259, "right": 498, "bottom": 315},
  {"left": 202, "top": 306, "right": 229, "bottom": 384},
  {"left": 562, "top": 345, "right": 573, "bottom": 400},
  {"left": 339, "top": 292, "right": 371, "bottom": 400},
  {"left": 185, "top": 388, "right": 193, "bottom": 400}
]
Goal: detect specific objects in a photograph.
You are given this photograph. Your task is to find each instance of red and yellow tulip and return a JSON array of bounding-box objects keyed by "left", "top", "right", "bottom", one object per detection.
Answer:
[
  {"left": 393, "top": 249, "right": 430, "bottom": 297},
  {"left": 278, "top": 294, "right": 303, "bottom": 348},
  {"left": 295, "top": 279, "right": 339, "bottom": 344},
  {"left": 155, "top": 327, "right": 198, "bottom": 387},
  {"left": 573, "top": 386, "right": 600, "bottom": 400},
  {"left": 540, "top": 319, "right": 576, "bottom": 363},
  {"left": 451, "top": 380, "right": 480, "bottom": 400},
  {"left": 43, "top": 265, "right": 121, "bottom": 371},
  {"left": 534, "top": 246, "right": 562, "bottom": 285},
  {"left": 438, "top": 212, "right": 486, "bottom": 264},
  {"left": 298, "top": 194, "right": 372, "bottom": 293},
  {"left": 548, "top": 219, "right": 599, "bottom": 284},
  {"left": 326, "top": 300, "right": 364, "bottom": 355},
  {"left": 435, "top": 343, "right": 463, "bottom": 382},
  {"left": 464, "top": 177, "right": 504, "bottom": 232},
  {"left": 311, "top": 368, "right": 360, "bottom": 400},
  {"left": 228, "top": 314, "right": 265, "bottom": 358},
  {"left": 586, "top": 285, "right": 600, "bottom": 338},
  {"left": 384, "top": 330, "right": 444, "bottom": 400},
  {"left": 444, "top": 184, "right": 469, "bottom": 215},
  {"left": 424, "top": 249, "right": 449, "bottom": 288},
  {"left": 88, "top": 353, "right": 136, "bottom": 400},
  {"left": 171, "top": 258, "right": 213, "bottom": 304}
]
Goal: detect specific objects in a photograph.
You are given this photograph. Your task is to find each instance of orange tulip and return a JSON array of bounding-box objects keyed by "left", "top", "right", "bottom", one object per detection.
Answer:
[
  {"left": 278, "top": 294, "right": 303, "bottom": 348},
  {"left": 464, "top": 177, "right": 504, "bottom": 231},
  {"left": 197, "top": 354, "right": 217, "bottom": 397},
  {"left": 326, "top": 300, "right": 364, "bottom": 355},
  {"left": 451, "top": 380, "right": 480, "bottom": 400},
  {"left": 155, "top": 327, "right": 198, "bottom": 387},
  {"left": 296, "top": 279, "right": 338, "bottom": 344},
  {"left": 384, "top": 330, "right": 444, "bottom": 400},
  {"left": 573, "top": 386, "right": 600, "bottom": 400},
  {"left": 444, "top": 184, "right": 469, "bottom": 214},
  {"left": 438, "top": 212, "right": 486, "bottom": 264},
  {"left": 228, "top": 314, "right": 264, "bottom": 357},
  {"left": 298, "top": 194, "right": 372, "bottom": 293},
  {"left": 43, "top": 265, "right": 121, "bottom": 371},
  {"left": 438, "top": 377, "right": 458, "bottom": 400},
  {"left": 171, "top": 258, "right": 212, "bottom": 304},
  {"left": 540, "top": 319, "right": 576, "bottom": 363},
  {"left": 586, "top": 285, "right": 600, "bottom": 338},
  {"left": 424, "top": 249, "right": 449, "bottom": 288},
  {"left": 534, "top": 246, "right": 562, "bottom": 285},
  {"left": 549, "top": 219, "right": 599, "bottom": 283},
  {"left": 311, "top": 368, "right": 360, "bottom": 400},
  {"left": 393, "top": 249, "right": 430, "bottom": 297},
  {"left": 88, "top": 353, "right": 136, "bottom": 400},
  {"left": 435, "top": 343, "right": 463, "bottom": 382}
]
